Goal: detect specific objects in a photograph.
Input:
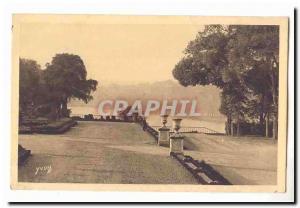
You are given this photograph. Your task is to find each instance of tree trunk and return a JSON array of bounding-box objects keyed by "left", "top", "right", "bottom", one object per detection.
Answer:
[
  {"left": 259, "top": 113, "right": 264, "bottom": 128},
  {"left": 271, "top": 73, "right": 278, "bottom": 140},
  {"left": 48, "top": 103, "right": 58, "bottom": 120},
  {"left": 259, "top": 94, "right": 265, "bottom": 128},
  {"left": 273, "top": 114, "right": 278, "bottom": 139},
  {"left": 265, "top": 113, "right": 269, "bottom": 137},
  {"left": 236, "top": 116, "right": 240, "bottom": 137},
  {"left": 231, "top": 121, "right": 234, "bottom": 136},
  {"left": 270, "top": 57, "right": 278, "bottom": 140},
  {"left": 226, "top": 115, "right": 232, "bottom": 135},
  {"left": 62, "top": 99, "right": 68, "bottom": 117},
  {"left": 56, "top": 103, "right": 62, "bottom": 119}
]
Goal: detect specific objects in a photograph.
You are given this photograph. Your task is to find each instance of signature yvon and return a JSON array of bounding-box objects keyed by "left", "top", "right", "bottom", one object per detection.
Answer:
[{"left": 35, "top": 165, "right": 52, "bottom": 175}]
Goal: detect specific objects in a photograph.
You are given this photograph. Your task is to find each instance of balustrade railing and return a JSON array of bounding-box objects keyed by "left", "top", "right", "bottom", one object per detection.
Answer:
[
  {"left": 151, "top": 125, "right": 219, "bottom": 134},
  {"left": 70, "top": 114, "right": 220, "bottom": 135}
]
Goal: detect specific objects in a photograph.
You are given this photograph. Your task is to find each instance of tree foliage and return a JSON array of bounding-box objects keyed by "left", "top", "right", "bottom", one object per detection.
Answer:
[
  {"left": 44, "top": 54, "right": 97, "bottom": 100},
  {"left": 19, "top": 53, "right": 98, "bottom": 120},
  {"left": 173, "top": 25, "right": 279, "bottom": 137},
  {"left": 19, "top": 58, "right": 41, "bottom": 111}
]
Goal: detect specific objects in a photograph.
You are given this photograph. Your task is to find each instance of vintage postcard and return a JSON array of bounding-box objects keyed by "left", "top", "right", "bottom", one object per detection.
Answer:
[{"left": 11, "top": 15, "right": 288, "bottom": 192}]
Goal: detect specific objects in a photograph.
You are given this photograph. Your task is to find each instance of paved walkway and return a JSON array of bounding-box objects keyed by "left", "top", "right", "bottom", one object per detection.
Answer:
[
  {"left": 184, "top": 134, "right": 277, "bottom": 185},
  {"left": 18, "top": 121, "right": 198, "bottom": 184}
]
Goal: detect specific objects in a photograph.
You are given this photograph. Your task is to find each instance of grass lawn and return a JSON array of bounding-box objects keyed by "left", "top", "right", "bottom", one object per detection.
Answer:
[
  {"left": 184, "top": 133, "right": 277, "bottom": 185},
  {"left": 18, "top": 121, "right": 198, "bottom": 184}
]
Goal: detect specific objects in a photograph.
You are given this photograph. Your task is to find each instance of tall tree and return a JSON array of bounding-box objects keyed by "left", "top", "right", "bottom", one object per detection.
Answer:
[
  {"left": 220, "top": 70, "right": 249, "bottom": 136},
  {"left": 173, "top": 25, "right": 279, "bottom": 138},
  {"left": 43, "top": 53, "right": 98, "bottom": 119},
  {"left": 228, "top": 25, "right": 279, "bottom": 138},
  {"left": 19, "top": 58, "right": 41, "bottom": 116},
  {"left": 244, "top": 61, "right": 273, "bottom": 136}
]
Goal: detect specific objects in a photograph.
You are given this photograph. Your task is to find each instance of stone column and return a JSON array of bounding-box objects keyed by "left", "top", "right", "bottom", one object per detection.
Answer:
[
  {"left": 158, "top": 126, "right": 170, "bottom": 146},
  {"left": 169, "top": 134, "right": 184, "bottom": 155}
]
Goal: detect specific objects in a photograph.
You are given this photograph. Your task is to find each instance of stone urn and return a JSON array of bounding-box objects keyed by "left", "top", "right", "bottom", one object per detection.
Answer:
[
  {"left": 160, "top": 114, "right": 169, "bottom": 127},
  {"left": 172, "top": 118, "right": 182, "bottom": 134}
]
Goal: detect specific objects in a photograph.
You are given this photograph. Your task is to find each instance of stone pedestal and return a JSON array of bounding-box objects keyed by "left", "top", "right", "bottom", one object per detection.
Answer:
[
  {"left": 158, "top": 127, "right": 170, "bottom": 146},
  {"left": 169, "top": 134, "right": 184, "bottom": 155}
]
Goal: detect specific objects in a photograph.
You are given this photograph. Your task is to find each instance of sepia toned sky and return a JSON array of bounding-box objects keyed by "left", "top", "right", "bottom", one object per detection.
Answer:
[{"left": 19, "top": 21, "right": 203, "bottom": 84}]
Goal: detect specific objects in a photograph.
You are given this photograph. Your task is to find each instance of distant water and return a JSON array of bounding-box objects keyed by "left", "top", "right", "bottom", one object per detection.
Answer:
[
  {"left": 70, "top": 106, "right": 226, "bottom": 133},
  {"left": 70, "top": 106, "right": 98, "bottom": 115},
  {"left": 145, "top": 115, "right": 226, "bottom": 133}
]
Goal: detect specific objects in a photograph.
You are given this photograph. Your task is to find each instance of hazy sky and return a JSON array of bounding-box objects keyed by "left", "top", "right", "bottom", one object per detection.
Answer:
[{"left": 19, "top": 22, "right": 203, "bottom": 84}]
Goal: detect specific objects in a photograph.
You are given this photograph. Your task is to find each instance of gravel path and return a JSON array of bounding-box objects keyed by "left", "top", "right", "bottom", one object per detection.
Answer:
[{"left": 18, "top": 121, "right": 198, "bottom": 184}]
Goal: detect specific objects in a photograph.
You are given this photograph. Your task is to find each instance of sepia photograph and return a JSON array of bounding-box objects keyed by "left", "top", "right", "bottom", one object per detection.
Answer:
[{"left": 10, "top": 15, "right": 288, "bottom": 192}]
